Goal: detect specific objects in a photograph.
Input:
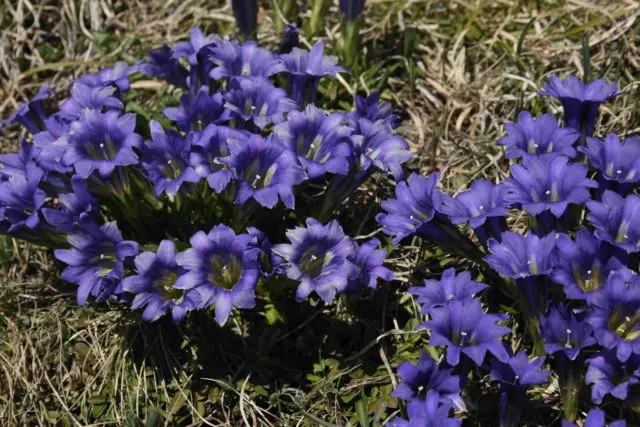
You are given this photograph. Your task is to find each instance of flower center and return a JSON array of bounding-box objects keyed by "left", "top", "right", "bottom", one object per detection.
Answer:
[
  {"left": 161, "top": 158, "right": 185, "bottom": 180},
  {"left": 209, "top": 255, "right": 243, "bottom": 290},
  {"left": 574, "top": 263, "right": 601, "bottom": 294},
  {"left": 92, "top": 242, "right": 118, "bottom": 276},
  {"left": 611, "top": 312, "right": 640, "bottom": 341},
  {"left": 152, "top": 272, "right": 184, "bottom": 301},
  {"left": 615, "top": 221, "right": 630, "bottom": 244},
  {"left": 85, "top": 134, "right": 118, "bottom": 160},
  {"left": 299, "top": 246, "right": 327, "bottom": 278}
]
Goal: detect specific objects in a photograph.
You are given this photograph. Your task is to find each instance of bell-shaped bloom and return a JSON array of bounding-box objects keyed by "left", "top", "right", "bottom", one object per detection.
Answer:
[
  {"left": 272, "top": 218, "right": 358, "bottom": 303},
  {"left": 376, "top": 173, "right": 444, "bottom": 244},
  {"left": 280, "top": 42, "right": 348, "bottom": 107},
  {"left": 224, "top": 78, "right": 297, "bottom": 129},
  {"left": 540, "top": 75, "right": 622, "bottom": 137},
  {"left": 343, "top": 238, "right": 394, "bottom": 294},
  {"left": 440, "top": 180, "right": 509, "bottom": 229},
  {"left": 140, "top": 44, "right": 188, "bottom": 87},
  {"left": 340, "top": 0, "right": 366, "bottom": 20},
  {"left": 45, "top": 110, "right": 143, "bottom": 179},
  {"left": 350, "top": 118, "right": 413, "bottom": 181},
  {"left": 0, "top": 139, "right": 40, "bottom": 180},
  {"left": 0, "top": 163, "right": 46, "bottom": 233},
  {"left": 54, "top": 215, "right": 139, "bottom": 305},
  {"left": 348, "top": 91, "right": 400, "bottom": 129},
  {"left": 391, "top": 352, "right": 465, "bottom": 411},
  {"left": 32, "top": 115, "right": 73, "bottom": 174},
  {"left": 587, "top": 191, "right": 640, "bottom": 253},
  {"left": 57, "top": 83, "right": 123, "bottom": 121},
  {"left": 163, "top": 86, "right": 231, "bottom": 132},
  {"left": 246, "top": 226, "right": 286, "bottom": 278},
  {"left": 551, "top": 230, "right": 628, "bottom": 300},
  {"left": 140, "top": 121, "right": 201, "bottom": 197},
  {"left": 420, "top": 298, "right": 511, "bottom": 366},
  {"left": 539, "top": 303, "right": 597, "bottom": 360},
  {"left": 485, "top": 231, "right": 556, "bottom": 279},
  {"left": 175, "top": 225, "right": 261, "bottom": 325},
  {"left": 587, "top": 271, "right": 640, "bottom": 362},
  {"left": 585, "top": 349, "right": 640, "bottom": 404},
  {"left": 388, "top": 390, "right": 461, "bottom": 427},
  {"left": 562, "top": 408, "right": 627, "bottom": 427},
  {"left": 221, "top": 134, "right": 306, "bottom": 209},
  {"left": 42, "top": 175, "right": 99, "bottom": 232},
  {"left": 231, "top": 0, "right": 258, "bottom": 36},
  {"left": 279, "top": 23, "right": 300, "bottom": 54},
  {"left": 173, "top": 28, "right": 218, "bottom": 65},
  {"left": 189, "top": 124, "right": 247, "bottom": 192},
  {"left": 274, "top": 105, "right": 354, "bottom": 179},
  {"left": 489, "top": 351, "right": 550, "bottom": 388},
  {"left": 0, "top": 84, "right": 54, "bottom": 135},
  {"left": 122, "top": 240, "right": 204, "bottom": 322},
  {"left": 409, "top": 268, "right": 487, "bottom": 315},
  {"left": 497, "top": 112, "right": 579, "bottom": 160},
  {"left": 206, "top": 39, "right": 285, "bottom": 80},
  {"left": 580, "top": 134, "right": 640, "bottom": 194},
  {"left": 75, "top": 62, "right": 137, "bottom": 93},
  {"left": 504, "top": 155, "right": 597, "bottom": 218}
]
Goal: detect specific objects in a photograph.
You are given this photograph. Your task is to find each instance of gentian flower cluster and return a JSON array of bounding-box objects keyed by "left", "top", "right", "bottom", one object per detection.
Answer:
[
  {"left": 382, "top": 74, "right": 639, "bottom": 426},
  {"left": 0, "top": 29, "right": 407, "bottom": 328}
]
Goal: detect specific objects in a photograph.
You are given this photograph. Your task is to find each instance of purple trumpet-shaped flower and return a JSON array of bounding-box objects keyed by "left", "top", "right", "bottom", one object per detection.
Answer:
[
  {"left": 163, "top": 86, "right": 231, "bottom": 132},
  {"left": 497, "top": 111, "right": 579, "bottom": 160},
  {"left": 279, "top": 23, "right": 299, "bottom": 54},
  {"left": 189, "top": 124, "right": 247, "bottom": 192},
  {"left": 222, "top": 134, "right": 306, "bottom": 209},
  {"left": 173, "top": 28, "right": 218, "bottom": 66},
  {"left": 562, "top": 408, "right": 627, "bottom": 427},
  {"left": 551, "top": 230, "right": 628, "bottom": 300},
  {"left": 274, "top": 105, "right": 354, "bottom": 179},
  {"left": 388, "top": 390, "right": 461, "bottom": 427},
  {"left": 57, "top": 83, "right": 123, "bottom": 121},
  {"left": 140, "top": 44, "right": 189, "bottom": 88},
  {"left": 76, "top": 62, "right": 137, "bottom": 93},
  {"left": 0, "top": 139, "right": 40, "bottom": 180},
  {"left": 141, "top": 121, "right": 201, "bottom": 197},
  {"left": 175, "top": 225, "right": 261, "bottom": 326},
  {"left": 504, "top": 155, "right": 597, "bottom": 218},
  {"left": 280, "top": 42, "right": 348, "bottom": 107},
  {"left": 224, "top": 78, "right": 297, "bottom": 129},
  {"left": 587, "top": 190, "right": 640, "bottom": 253},
  {"left": 0, "top": 163, "right": 46, "bottom": 233},
  {"left": 376, "top": 173, "right": 444, "bottom": 244},
  {"left": 391, "top": 353, "right": 465, "bottom": 411},
  {"left": 539, "top": 303, "right": 597, "bottom": 361},
  {"left": 585, "top": 349, "right": 640, "bottom": 404},
  {"left": 540, "top": 75, "right": 622, "bottom": 138},
  {"left": 339, "top": 0, "right": 366, "bottom": 20},
  {"left": 0, "top": 84, "right": 54, "bottom": 135},
  {"left": 348, "top": 91, "right": 400, "bottom": 129},
  {"left": 32, "top": 115, "right": 73, "bottom": 174},
  {"left": 122, "top": 240, "right": 204, "bottom": 322},
  {"left": 54, "top": 215, "right": 139, "bottom": 305},
  {"left": 41, "top": 175, "right": 99, "bottom": 232},
  {"left": 231, "top": 0, "right": 258, "bottom": 36},
  {"left": 350, "top": 118, "right": 413, "bottom": 181},
  {"left": 43, "top": 110, "right": 143, "bottom": 179},
  {"left": 409, "top": 268, "right": 487, "bottom": 315},
  {"left": 580, "top": 133, "right": 640, "bottom": 195},
  {"left": 587, "top": 270, "right": 640, "bottom": 362},
  {"left": 343, "top": 238, "right": 394, "bottom": 294},
  {"left": 420, "top": 299, "right": 511, "bottom": 366},
  {"left": 246, "top": 226, "right": 286, "bottom": 277},
  {"left": 272, "top": 218, "right": 358, "bottom": 303},
  {"left": 206, "top": 39, "right": 285, "bottom": 80}
]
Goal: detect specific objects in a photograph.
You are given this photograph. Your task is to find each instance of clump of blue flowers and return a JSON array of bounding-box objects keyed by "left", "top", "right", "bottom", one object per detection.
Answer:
[
  {"left": 383, "top": 75, "right": 638, "bottom": 426},
  {"left": 0, "top": 28, "right": 407, "bottom": 328}
]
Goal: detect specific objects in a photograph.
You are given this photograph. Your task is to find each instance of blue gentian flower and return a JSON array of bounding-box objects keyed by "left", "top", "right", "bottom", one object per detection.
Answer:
[
  {"left": 140, "top": 44, "right": 189, "bottom": 87},
  {"left": 42, "top": 175, "right": 99, "bottom": 232},
  {"left": 272, "top": 218, "right": 358, "bottom": 303},
  {"left": 54, "top": 215, "right": 139, "bottom": 305},
  {"left": 224, "top": 78, "right": 297, "bottom": 129},
  {"left": 409, "top": 268, "right": 487, "bottom": 315},
  {"left": 175, "top": 225, "right": 261, "bottom": 325},
  {"left": 485, "top": 231, "right": 556, "bottom": 279},
  {"left": 122, "top": 240, "right": 204, "bottom": 322},
  {"left": 539, "top": 303, "right": 597, "bottom": 360},
  {"left": 231, "top": 0, "right": 258, "bottom": 36},
  {"left": 580, "top": 133, "right": 640, "bottom": 195},
  {"left": 163, "top": 86, "right": 231, "bottom": 132},
  {"left": 57, "top": 83, "right": 123, "bottom": 121},
  {"left": 348, "top": 91, "right": 400, "bottom": 129},
  {"left": 222, "top": 134, "right": 306, "bottom": 209},
  {"left": 540, "top": 75, "right": 621, "bottom": 138},
  {"left": 141, "top": 121, "right": 201, "bottom": 197},
  {"left": 497, "top": 111, "right": 579, "bottom": 160},
  {"left": 32, "top": 115, "right": 73, "bottom": 174},
  {"left": 0, "top": 84, "right": 54, "bottom": 134},
  {"left": 280, "top": 42, "right": 348, "bottom": 107},
  {"left": 173, "top": 28, "right": 218, "bottom": 65},
  {"left": 587, "top": 190, "right": 640, "bottom": 253},
  {"left": 274, "top": 105, "right": 354, "bottom": 179},
  {"left": 339, "top": 0, "right": 366, "bottom": 20},
  {"left": 391, "top": 352, "right": 465, "bottom": 411},
  {"left": 587, "top": 270, "right": 640, "bottom": 362},
  {"left": 279, "top": 23, "right": 300, "bottom": 54},
  {"left": 562, "top": 409, "right": 628, "bottom": 427},
  {"left": 206, "top": 39, "right": 285, "bottom": 80},
  {"left": 0, "top": 139, "right": 40, "bottom": 180},
  {"left": 75, "top": 61, "right": 137, "bottom": 93},
  {"left": 0, "top": 163, "right": 46, "bottom": 233},
  {"left": 388, "top": 390, "right": 461, "bottom": 427},
  {"left": 344, "top": 238, "right": 394, "bottom": 294},
  {"left": 246, "top": 226, "right": 286, "bottom": 277},
  {"left": 420, "top": 298, "right": 511, "bottom": 366},
  {"left": 504, "top": 155, "right": 597, "bottom": 218},
  {"left": 551, "top": 230, "right": 628, "bottom": 300},
  {"left": 585, "top": 349, "right": 640, "bottom": 404}
]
